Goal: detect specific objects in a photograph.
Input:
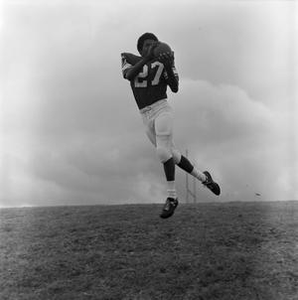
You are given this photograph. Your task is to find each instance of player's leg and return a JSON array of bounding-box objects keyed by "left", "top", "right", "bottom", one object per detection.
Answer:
[
  {"left": 172, "top": 147, "right": 220, "bottom": 195},
  {"left": 141, "top": 111, "right": 157, "bottom": 147},
  {"left": 155, "top": 112, "right": 178, "bottom": 218},
  {"left": 155, "top": 112, "right": 176, "bottom": 198},
  {"left": 171, "top": 146, "right": 207, "bottom": 182},
  {"left": 142, "top": 110, "right": 177, "bottom": 196},
  {"left": 152, "top": 110, "right": 208, "bottom": 185}
]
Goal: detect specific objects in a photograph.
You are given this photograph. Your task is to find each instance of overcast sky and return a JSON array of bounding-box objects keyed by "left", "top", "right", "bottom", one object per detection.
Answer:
[{"left": 1, "top": 0, "right": 297, "bottom": 208}]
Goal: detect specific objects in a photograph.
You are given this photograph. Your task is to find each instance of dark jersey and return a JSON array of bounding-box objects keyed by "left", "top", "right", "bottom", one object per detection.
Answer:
[{"left": 121, "top": 52, "right": 179, "bottom": 110}]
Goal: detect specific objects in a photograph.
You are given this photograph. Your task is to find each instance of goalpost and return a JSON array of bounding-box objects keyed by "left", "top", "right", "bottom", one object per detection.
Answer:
[{"left": 185, "top": 149, "right": 197, "bottom": 204}]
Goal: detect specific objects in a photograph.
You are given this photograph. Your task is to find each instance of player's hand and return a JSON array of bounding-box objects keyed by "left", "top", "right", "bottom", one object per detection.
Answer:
[{"left": 157, "top": 51, "right": 174, "bottom": 67}]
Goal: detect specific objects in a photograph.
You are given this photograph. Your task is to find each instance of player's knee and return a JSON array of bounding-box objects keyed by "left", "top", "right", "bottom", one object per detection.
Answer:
[
  {"left": 156, "top": 146, "right": 172, "bottom": 163},
  {"left": 172, "top": 149, "right": 182, "bottom": 164}
]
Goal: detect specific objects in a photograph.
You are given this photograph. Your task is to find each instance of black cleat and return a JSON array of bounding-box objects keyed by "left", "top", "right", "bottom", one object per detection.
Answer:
[
  {"left": 160, "top": 197, "right": 179, "bottom": 219},
  {"left": 202, "top": 171, "right": 221, "bottom": 196}
]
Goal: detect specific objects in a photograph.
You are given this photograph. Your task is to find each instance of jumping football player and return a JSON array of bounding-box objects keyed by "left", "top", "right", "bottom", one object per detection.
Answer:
[{"left": 121, "top": 32, "right": 220, "bottom": 219}]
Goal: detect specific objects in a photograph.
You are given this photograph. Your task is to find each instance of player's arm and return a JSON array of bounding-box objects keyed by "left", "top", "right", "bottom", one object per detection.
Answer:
[
  {"left": 164, "top": 63, "right": 179, "bottom": 93},
  {"left": 158, "top": 52, "right": 179, "bottom": 93},
  {"left": 121, "top": 44, "right": 157, "bottom": 81}
]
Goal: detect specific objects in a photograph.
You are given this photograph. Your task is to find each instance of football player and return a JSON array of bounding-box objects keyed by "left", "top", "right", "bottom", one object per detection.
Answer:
[{"left": 121, "top": 32, "right": 220, "bottom": 219}]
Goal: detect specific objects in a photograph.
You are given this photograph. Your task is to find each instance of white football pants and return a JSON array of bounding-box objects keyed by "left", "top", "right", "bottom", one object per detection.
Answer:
[{"left": 140, "top": 99, "right": 182, "bottom": 164}]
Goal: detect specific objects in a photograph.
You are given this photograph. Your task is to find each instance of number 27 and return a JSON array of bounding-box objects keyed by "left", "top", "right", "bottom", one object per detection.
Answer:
[{"left": 134, "top": 62, "right": 164, "bottom": 88}]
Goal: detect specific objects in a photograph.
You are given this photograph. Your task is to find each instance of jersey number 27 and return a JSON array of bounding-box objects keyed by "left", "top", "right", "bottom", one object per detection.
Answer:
[{"left": 134, "top": 62, "right": 164, "bottom": 88}]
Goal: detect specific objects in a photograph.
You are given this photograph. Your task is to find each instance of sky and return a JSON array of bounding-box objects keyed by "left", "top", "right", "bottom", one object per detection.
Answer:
[{"left": 0, "top": 0, "right": 297, "bottom": 207}]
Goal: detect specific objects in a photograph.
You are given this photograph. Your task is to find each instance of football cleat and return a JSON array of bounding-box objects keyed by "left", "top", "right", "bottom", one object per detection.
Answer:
[
  {"left": 202, "top": 171, "right": 221, "bottom": 196},
  {"left": 160, "top": 197, "right": 179, "bottom": 219}
]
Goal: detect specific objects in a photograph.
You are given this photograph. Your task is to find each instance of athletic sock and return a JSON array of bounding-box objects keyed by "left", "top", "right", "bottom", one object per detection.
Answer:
[
  {"left": 167, "top": 180, "right": 177, "bottom": 199},
  {"left": 191, "top": 167, "right": 207, "bottom": 182},
  {"left": 177, "top": 155, "right": 194, "bottom": 173},
  {"left": 162, "top": 158, "right": 177, "bottom": 198},
  {"left": 177, "top": 155, "right": 206, "bottom": 182},
  {"left": 163, "top": 157, "right": 175, "bottom": 181}
]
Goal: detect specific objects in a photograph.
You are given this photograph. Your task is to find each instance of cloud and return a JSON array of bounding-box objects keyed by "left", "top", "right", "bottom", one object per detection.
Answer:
[
  {"left": 173, "top": 79, "right": 274, "bottom": 146},
  {"left": 170, "top": 79, "right": 295, "bottom": 201},
  {"left": 1, "top": 0, "right": 297, "bottom": 207}
]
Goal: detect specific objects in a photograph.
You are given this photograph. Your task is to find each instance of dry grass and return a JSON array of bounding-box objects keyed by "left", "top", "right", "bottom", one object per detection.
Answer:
[{"left": 0, "top": 201, "right": 297, "bottom": 299}]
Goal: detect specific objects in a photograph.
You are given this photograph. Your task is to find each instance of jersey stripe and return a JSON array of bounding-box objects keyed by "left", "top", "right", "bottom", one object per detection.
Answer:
[{"left": 121, "top": 54, "right": 132, "bottom": 78}]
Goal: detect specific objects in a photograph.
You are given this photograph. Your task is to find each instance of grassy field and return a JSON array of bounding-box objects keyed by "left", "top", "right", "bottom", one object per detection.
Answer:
[{"left": 0, "top": 201, "right": 297, "bottom": 300}]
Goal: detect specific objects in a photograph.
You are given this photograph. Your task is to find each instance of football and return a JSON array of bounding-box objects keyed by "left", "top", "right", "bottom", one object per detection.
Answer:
[{"left": 153, "top": 42, "right": 172, "bottom": 57}]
